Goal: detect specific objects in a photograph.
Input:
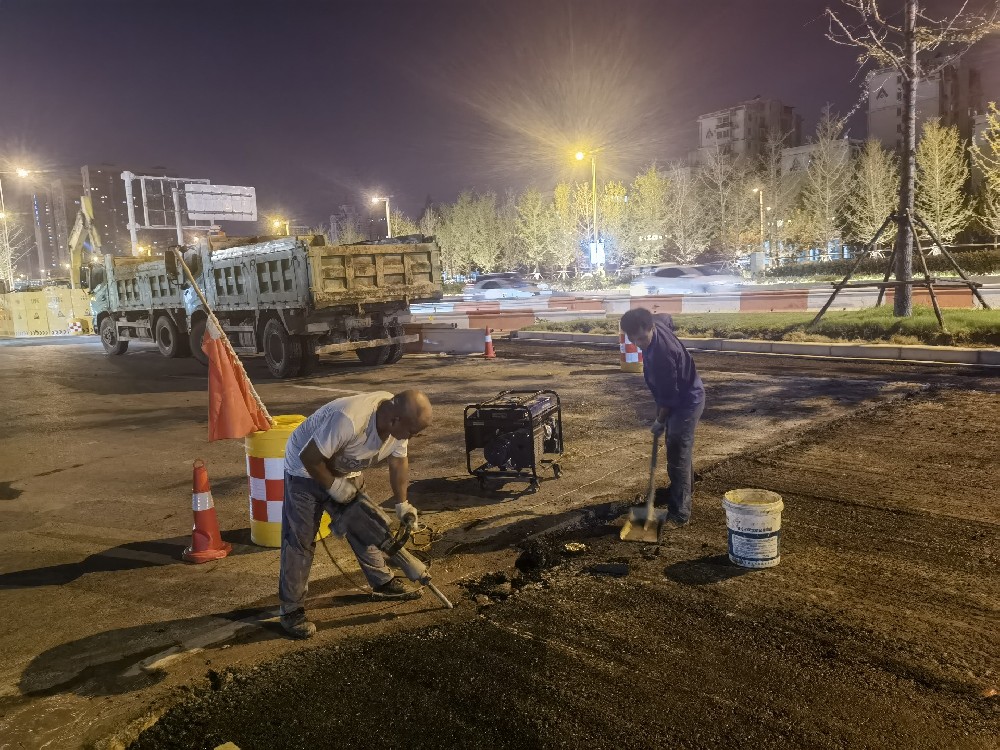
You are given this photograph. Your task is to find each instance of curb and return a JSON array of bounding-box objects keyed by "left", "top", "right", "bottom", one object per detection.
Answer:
[{"left": 510, "top": 330, "right": 1000, "bottom": 367}]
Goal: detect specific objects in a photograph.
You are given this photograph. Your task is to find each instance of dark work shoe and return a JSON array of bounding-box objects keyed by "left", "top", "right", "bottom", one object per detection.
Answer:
[
  {"left": 280, "top": 609, "right": 316, "bottom": 639},
  {"left": 371, "top": 577, "right": 423, "bottom": 601}
]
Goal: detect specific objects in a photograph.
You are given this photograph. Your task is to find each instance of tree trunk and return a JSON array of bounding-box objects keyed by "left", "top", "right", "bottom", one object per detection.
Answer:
[{"left": 894, "top": 0, "right": 917, "bottom": 317}]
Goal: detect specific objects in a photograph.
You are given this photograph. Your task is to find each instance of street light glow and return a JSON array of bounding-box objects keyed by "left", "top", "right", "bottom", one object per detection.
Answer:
[
  {"left": 575, "top": 151, "right": 586, "bottom": 161},
  {"left": 272, "top": 219, "right": 282, "bottom": 228},
  {"left": 15, "top": 168, "right": 29, "bottom": 178}
]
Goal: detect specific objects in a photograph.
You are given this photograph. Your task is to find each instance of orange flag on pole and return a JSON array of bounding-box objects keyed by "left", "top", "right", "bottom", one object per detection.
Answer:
[{"left": 204, "top": 319, "right": 271, "bottom": 441}]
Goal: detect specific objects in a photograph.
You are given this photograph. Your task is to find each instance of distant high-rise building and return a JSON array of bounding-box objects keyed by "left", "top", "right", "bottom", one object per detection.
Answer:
[
  {"left": 867, "top": 34, "right": 1000, "bottom": 152},
  {"left": 697, "top": 97, "right": 803, "bottom": 162}
]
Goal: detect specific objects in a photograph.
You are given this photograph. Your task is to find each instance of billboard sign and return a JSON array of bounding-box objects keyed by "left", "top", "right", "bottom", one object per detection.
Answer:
[{"left": 184, "top": 184, "right": 257, "bottom": 222}]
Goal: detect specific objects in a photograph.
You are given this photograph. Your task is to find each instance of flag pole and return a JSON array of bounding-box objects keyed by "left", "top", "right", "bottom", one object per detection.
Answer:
[{"left": 171, "top": 247, "right": 274, "bottom": 426}]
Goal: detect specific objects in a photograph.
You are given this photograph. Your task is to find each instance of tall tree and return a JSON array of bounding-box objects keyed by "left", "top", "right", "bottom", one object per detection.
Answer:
[
  {"left": 599, "top": 180, "right": 637, "bottom": 268},
  {"left": 332, "top": 214, "right": 366, "bottom": 245},
  {"left": 798, "top": 111, "right": 853, "bottom": 254},
  {"left": 628, "top": 165, "right": 670, "bottom": 264},
  {"left": 663, "top": 165, "right": 711, "bottom": 264},
  {"left": 759, "top": 128, "right": 803, "bottom": 256},
  {"left": 844, "top": 138, "right": 900, "bottom": 252},
  {"left": 970, "top": 102, "right": 1000, "bottom": 238},
  {"left": 513, "top": 188, "right": 556, "bottom": 275},
  {"left": 915, "top": 119, "right": 973, "bottom": 243},
  {"left": 699, "top": 146, "right": 754, "bottom": 259},
  {"left": 551, "top": 182, "right": 582, "bottom": 277},
  {"left": 826, "top": 0, "right": 999, "bottom": 315},
  {"left": 389, "top": 208, "right": 420, "bottom": 237}
]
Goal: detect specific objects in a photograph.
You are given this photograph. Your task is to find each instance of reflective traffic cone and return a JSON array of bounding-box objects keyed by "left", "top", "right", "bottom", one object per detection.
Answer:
[
  {"left": 483, "top": 329, "right": 496, "bottom": 359},
  {"left": 182, "top": 459, "right": 232, "bottom": 563}
]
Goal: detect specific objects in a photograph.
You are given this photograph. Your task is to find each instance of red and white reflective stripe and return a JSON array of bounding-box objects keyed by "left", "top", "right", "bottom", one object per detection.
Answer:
[
  {"left": 619, "top": 333, "right": 643, "bottom": 365},
  {"left": 192, "top": 491, "right": 214, "bottom": 512},
  {"left": 247, "top": 454, "right": 286, "bottom": 523},
  {"left": 249, "top": 497, "right": 283, "bottom": 523}
]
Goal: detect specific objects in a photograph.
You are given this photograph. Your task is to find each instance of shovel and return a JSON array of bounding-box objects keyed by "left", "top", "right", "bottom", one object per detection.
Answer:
[{"left": 620, "top": 431, "right": 668, "bottom": 543}]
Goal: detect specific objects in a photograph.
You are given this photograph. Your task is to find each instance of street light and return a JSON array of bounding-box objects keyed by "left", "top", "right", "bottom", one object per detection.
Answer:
[
  {"left": 0, "top": 167, "right": 31, "bottom": 288},
  {"left": 575, "top": 150, "right": 600, "bottom": 269},
  {"left": 752, "top": 188, "right": 765, "bottom": 252},
  {"left": 372, "top": 195, "right": 393, "bottom": 239},
  {"left": 272, "top": 218, "right": 290, "bottom": 236}
]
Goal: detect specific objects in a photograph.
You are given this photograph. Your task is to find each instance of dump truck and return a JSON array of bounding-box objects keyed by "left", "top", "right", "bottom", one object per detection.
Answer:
[{"left": 81, "top": 234, "right": 442, "bottom": 378}]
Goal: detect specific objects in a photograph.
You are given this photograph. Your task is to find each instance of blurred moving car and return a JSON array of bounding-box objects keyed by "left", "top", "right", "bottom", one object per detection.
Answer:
[
  {"left": 628, "top": 264, "right": 745, "bottom": 296},
  {"left": 463, "top": 272, "right": 552, "bottom": 300}
]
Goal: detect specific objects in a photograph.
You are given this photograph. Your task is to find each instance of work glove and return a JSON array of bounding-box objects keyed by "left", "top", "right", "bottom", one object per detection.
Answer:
[
  {"left": 326, "top": 477, "right": 358, "bottom": 504},
  {"left": 395, "top": 501, "right": 418, "bottom": 527},
  {"left": 650, "top": 420, "right": 666, "bottom": 437}
]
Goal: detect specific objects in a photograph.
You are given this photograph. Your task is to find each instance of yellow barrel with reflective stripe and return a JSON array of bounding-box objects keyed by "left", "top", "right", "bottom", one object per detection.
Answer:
[{"left": 245, "top": 414, "right": 331, "bottom": 547}]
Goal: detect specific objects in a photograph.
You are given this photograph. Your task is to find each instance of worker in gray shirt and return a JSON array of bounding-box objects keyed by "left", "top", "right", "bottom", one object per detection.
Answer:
[{"left": 279, "top": 390, "right": 433, "bottom": 638}]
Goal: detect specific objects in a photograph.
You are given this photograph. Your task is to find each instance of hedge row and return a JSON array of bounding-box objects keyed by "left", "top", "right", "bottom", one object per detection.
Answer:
[{"left": 765, "top": 249, "right": 1000, "bottom": 279}]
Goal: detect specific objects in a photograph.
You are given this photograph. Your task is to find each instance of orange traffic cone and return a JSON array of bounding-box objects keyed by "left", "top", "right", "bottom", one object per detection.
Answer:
[
  {"left": 484, "top": 329, "right": 496, "bottom": 359},
  {"left": 182, "top": 459, "right": 232, "bottom": 563}
]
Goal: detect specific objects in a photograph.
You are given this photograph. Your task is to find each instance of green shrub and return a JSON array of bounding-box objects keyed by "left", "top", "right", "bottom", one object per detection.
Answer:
[{"left": 765, "top": 249, "right": 1000, "bottom": 279}]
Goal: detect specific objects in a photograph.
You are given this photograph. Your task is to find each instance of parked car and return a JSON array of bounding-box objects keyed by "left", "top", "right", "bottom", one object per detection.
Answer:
[
  {"left": 463, "top": 272, "right": 552, "bottom": 300},
  {"left": 628, "top": 264, "right": 745, "bottom": 296}
]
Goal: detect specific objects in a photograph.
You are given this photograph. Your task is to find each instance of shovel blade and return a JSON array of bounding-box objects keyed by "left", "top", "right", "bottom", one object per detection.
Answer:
[{"left": 619, "top": 506, "right": 667, "bottom": 543}]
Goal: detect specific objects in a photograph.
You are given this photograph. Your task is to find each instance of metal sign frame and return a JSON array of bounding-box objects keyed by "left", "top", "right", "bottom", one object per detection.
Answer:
[{"left": 121, "top": 171, "right": 257, "bottom": 255}]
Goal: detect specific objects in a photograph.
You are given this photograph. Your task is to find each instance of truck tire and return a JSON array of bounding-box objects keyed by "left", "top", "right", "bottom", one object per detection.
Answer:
[
  {"left": 100, "top": 317, "right": 128, "bottom": 356},
  {"left": 385, "top": 343, "right": 404, "bottom": 364},
  {"left": 356, "top": 345, "right": 392, "bottom": 366},
  {"left": 263, "top": 318, "right": 302, "bottom": 378},
  {"left": 297, "top": 337, "right": 320, "bottom": 376},
  {"left": 155, "top": 316, "right": 189, "bottom": 358},
  {"left": 189, "top": 318, "right": 209, "bottom": 366}
]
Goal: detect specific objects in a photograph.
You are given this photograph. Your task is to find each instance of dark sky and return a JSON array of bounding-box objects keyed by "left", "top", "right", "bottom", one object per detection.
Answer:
[{"left": 1, "top": 0, "right": 872, "bottom": 224}]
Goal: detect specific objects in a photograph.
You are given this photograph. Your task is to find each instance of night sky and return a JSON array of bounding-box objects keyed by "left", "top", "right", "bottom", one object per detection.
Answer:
[{"left": 1, "top": 0, "right": 882, "bottom": 224}]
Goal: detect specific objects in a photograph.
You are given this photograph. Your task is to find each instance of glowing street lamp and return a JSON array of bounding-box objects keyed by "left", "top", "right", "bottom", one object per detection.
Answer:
[
  {"left": 371, "top": 195, "right": 393, "bottom": 239},
  {"left": 272, "top": 218, "right": 290, "bottom": 236}
]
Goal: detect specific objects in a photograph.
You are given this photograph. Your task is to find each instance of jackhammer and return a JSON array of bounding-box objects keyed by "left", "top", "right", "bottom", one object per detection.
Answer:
[{"left": 324, "top": 495, "right": 454, "bottom": 610}]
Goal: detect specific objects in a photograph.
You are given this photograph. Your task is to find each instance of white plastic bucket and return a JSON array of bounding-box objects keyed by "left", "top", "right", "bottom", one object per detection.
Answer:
[{"left": 722, "top": 489, "right": 784, "bottom": 569}]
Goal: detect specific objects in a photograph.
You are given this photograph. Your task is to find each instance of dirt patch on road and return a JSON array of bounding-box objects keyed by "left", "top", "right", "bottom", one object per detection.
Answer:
[{"left": 128, "top": 389, "right": 999, "bottom": 750}]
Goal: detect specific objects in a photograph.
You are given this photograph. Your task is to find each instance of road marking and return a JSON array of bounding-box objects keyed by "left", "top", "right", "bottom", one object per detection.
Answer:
[{"left": 290, "top": 385, "right": 363, "bottom": 394}]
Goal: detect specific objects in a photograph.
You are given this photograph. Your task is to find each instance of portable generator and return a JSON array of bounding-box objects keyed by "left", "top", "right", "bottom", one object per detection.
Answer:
[{"left": 464, "top": 390, "right": 563, "bottom": 491}]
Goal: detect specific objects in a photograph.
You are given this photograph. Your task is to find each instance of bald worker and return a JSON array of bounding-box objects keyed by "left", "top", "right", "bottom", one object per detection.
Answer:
[{"left": 278, "top": 390, "right": 433, "bottom": 638}]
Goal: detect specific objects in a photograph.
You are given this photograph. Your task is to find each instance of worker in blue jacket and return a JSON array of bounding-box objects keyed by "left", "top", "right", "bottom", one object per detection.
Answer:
[{"left": 620, "top": 306, "right": 705, "bottom": 530}]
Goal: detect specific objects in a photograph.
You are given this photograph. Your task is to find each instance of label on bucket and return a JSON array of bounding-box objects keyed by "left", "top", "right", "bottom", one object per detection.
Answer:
[{"left": 728, "top": 529, "right": 780, "bottom": 568}]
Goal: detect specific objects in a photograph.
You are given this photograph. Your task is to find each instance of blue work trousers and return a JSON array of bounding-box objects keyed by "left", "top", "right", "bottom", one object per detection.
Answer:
[{"left": 663, "top": 398, "right": 705, "bottom": 523}]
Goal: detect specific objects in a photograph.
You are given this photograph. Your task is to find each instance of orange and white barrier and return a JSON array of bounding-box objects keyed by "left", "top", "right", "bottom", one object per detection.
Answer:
[
  {"left": 182, "top": 459, "right": 232, "bottom": 563},
  {"left": 620, "top": 332, "right": 643, "bottom": 373},
  {"left": 245, "top": 415, "right": 331, "bottom": 548},
  {"left": 483, "top": 329, "right": 496, "bottom": 359}
]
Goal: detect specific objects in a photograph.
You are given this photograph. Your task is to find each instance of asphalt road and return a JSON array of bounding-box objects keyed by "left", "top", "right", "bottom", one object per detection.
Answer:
[{"left": 0, "top": 336, "right": 996, "bottom": 749}]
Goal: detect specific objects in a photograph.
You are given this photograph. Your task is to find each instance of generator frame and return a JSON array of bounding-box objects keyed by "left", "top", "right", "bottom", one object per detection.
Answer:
[{"left": 464, "top": 389, "right": 563, "bottom": 492}]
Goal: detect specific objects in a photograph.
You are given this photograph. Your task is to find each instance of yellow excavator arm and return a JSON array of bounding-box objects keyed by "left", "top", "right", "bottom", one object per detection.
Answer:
[{"left": 68, "top": 195, "right": 101, "bottom": 289}]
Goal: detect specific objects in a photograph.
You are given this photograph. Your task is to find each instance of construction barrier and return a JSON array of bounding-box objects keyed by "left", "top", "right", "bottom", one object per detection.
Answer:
[
  {"left": 0, "top": 290, "right": 92, "bottom": 338},
  {"left": 245, "top": 414, "right": 331, "bottom": 548},
  {"left": 620, "top": 332, "right": 643, "bottom": 373}
]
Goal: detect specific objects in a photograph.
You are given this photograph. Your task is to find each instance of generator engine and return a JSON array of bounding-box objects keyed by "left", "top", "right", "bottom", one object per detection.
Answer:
[{"left": 464, "top": 390, "right": 563, "bottom": 491}]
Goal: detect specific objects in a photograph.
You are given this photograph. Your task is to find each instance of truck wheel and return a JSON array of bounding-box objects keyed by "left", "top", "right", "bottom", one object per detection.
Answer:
[
  {"left": 155, "top": 316, "right": 188, "bottom": 358},
  {"left": 189, "top": 318, "right": 209, "bottom": 366},
  {"left": 263, "top": 318, "right": 302, "bottom": 378},
  {"left": 385, "top": 343, "right": 404, "bottom": 364},
  {"left": 297, "top": 337, "right": 320, "bottom": 376},
  {"left": 100, "top": 317, "right": 128, "bottom": 356},
  {"left": 356, "top": 345, "right": 391, "bottom": 366}
]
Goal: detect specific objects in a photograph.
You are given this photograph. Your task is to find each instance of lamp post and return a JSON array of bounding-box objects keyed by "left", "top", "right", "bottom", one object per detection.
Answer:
[
  {"left": 0, "top": 167, "right": 31, "bottom": 288},
  {"left": 753, "top": 187, "right": 765, "bottom": 252},
  {"left": 575, "top": 150, "right": 600, "bottom": 268},
  {"left": 372, "top": 195, "right": 392, "bottom": 239},
  {"left": 272, "top": 218, "right": 290, "bottom": 236}
]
